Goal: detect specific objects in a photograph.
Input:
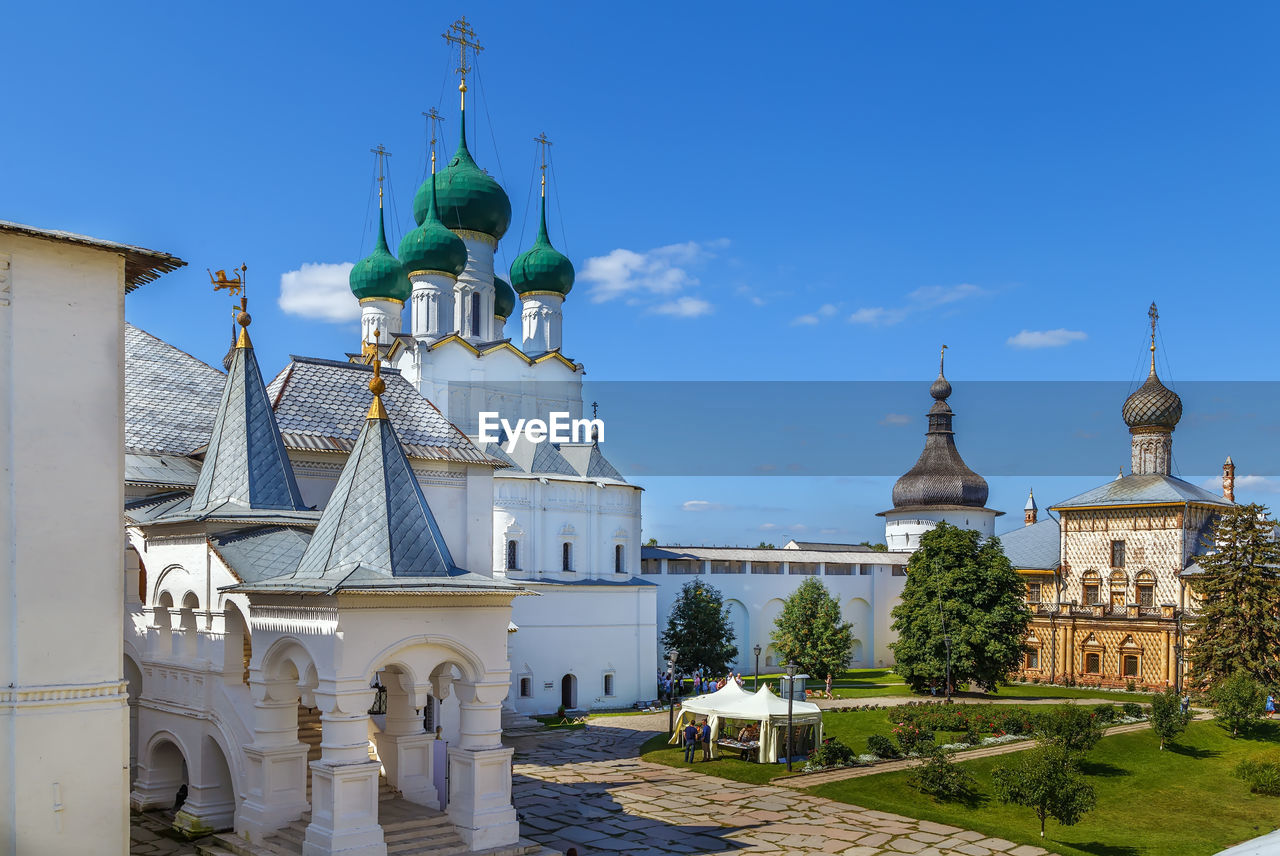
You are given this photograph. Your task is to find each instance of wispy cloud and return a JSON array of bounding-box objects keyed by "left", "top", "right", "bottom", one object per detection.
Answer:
[
  {"left": 849, "top": 283, "right": 989, "bottom": 326},
  {"left": 279, "top": 262, "right": 358, "bottom": 323},
  {"left": 736, "top": 285, "right": 767, "bottom": 307},
  {"left": 683, "top": 500, "right": 785, "bottom": 513},
  {"left": 792, "top": 304, "right": 839, "bottom": 326},
  {"left": 1199, "top": 474, "right": 1280, "bottom": 495},
  {"left": 879, "top": 413, "right": 912, "bottom": 426},
  {"left": 1007, "top": 329, "right": 1088, "bottom": 349},
  {"left": 580, "top": 240, "right": 728, "bottom": 318}
]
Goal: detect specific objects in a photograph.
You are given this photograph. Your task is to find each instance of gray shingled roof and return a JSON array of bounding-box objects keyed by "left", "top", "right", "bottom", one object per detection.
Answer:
[
  {"left": 998, "top": 517, "right": 1061, "bottom": 571},
  {"left": 191, "top": 335, "right": 307, "bottom": 513},
  {"left": 1, "top": 220, "right": 185, "bottom": 290},
  {"left": 266, "top": 357, "right": 499, "bottom": 465},
  {"left": 210, "top": 527, "right": 312, "bottom": 583},
  {"left": 126, "top": 453, "right": 202, "bottom": 489},
  {"left": 124, "top": 491, "right": 192, "bottom": 524},
  {"left": 488, "top": 435, "right": 628, "bottom": 483},
  {"left": 233, "top": 410, "right": 515, "bottom": 594},
  {"left": 1051, "top": 474, "right": 1233, "bottom": 510},
  {"left": 125, "top": 324, "right": 225, "bottom": 455},
  {"left": 641, "top": 546, "right": 911, "bottom": 565},
  {"left": 785, "top": 541, "right": 881, "bottom": 552}
]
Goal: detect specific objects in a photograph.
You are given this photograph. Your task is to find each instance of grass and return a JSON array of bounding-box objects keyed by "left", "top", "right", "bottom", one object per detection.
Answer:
[
  {"left": 982, "top": 684, "right": 1153, "bottom": 704},
  {"left": 638, "top": 732, "right": 781, "bottom": 785},
  {"left": 532, "top": 715, "right": 586, "bottom": 730},
  {"left": 811, "top": 720, "right": 1280, "bottom": 856}
]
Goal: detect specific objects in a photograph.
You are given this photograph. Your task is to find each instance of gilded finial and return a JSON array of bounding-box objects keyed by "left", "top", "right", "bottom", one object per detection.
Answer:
[
  {"left": 363, "top": 328, "right": 388, "bottom": 419},
  {"left": 444, "top": 16, "right": 483, "bottom": 111},
  {"left": 1148, "top": 301, "right": 1158, "bottom": 373},
  {"left": 423, "top": 108, "right": 444, "bottom": 175},
  {"left": 210, "top": 265, "right": 251, "bottom": 348}
]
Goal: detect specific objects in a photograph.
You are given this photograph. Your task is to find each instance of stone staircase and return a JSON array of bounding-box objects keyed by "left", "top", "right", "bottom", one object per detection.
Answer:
[
  {"left": 500, "top": 708, "right": 543, "bottom": 736},
  {"left": 199, "top": 706, "right": 555, "bottom": 856}
]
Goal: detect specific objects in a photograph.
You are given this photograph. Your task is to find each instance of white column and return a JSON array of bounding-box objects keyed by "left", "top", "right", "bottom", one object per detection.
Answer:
[
  {"left": 455, "top": 233, "right": 496, "bottom": 341},
  {"left": 303, "top": 686, "right": 385, "bottom": 856},
  {"left": 520, "top": 293, "right": 564, "bottom": 353},
  {"left": 409, "top": 273, "right": 456, "bottom": 340},
  {"left": 374, "top": 673, "right": 439, "bottom": 808},
  {"left": 447, "top": 679, "right": 518, "bottom": 850},
  {"left": 360, "top": 298, "right": 403, "bottom": 346},
  {"left": 236, "top": 678, "right": 310, "bottom": 843}
]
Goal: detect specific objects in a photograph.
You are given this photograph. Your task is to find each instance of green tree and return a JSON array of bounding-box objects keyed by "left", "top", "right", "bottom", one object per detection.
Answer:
[
  {"left": 1212, "top": 670, "right": 1266, "bottom": 738},
  {"left": 910, "top": 744, "right": 976, "bottom": 802},
  {"left": 770, "top": 578, "right": 854, "bottom": 679},
  {"left": 756, "top": 541, "right": 777, "bottom": 549},
  {"left": 661, "top": 580, "right": 738, "bottom": 677},
  {"left": 890, "top": 523, "right": 1030, "bottom": 693},
  {"left": 1148, "top": 687, "right": 1189, "bottom": 750},
  {"left": 644, "top": 537, "right": 658, "bottom": 547},
  {"left": 1036, "top": 704, "right": 1104, "bottom": 755},
  {"left": 992, "top": 744, "right": 1097, "bottom": 838},
  {"left": 1186, "top": 503, "right": 1280, "bottom": 689}
]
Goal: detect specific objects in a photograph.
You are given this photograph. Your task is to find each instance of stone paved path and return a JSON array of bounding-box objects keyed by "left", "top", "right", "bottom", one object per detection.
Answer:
[
  {"left": 510, "top": 723, "right": 1056, "bottom": 856},
  {"left": 130, "top": 810, "right": 204, "bottom": 855}
]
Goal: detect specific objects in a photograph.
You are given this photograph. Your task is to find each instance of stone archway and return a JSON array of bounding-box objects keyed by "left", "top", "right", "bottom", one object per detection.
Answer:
[{"left": 131, "top": 733, "right": 189, "bottom": 813}]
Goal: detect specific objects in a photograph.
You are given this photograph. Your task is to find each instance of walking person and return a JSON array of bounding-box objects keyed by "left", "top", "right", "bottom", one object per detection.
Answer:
[
  {"left": 1180, "top": 693, "right": 1191, "bottom": 716},
  {"left": 701, "top": 719, "right": 713, "bottom": 761},
  {"left": 682, "top": 719, "right": 698, "bottom": 763},
  {"left": 1266, "top": 692, "right": 1275, "bottom": 719}
]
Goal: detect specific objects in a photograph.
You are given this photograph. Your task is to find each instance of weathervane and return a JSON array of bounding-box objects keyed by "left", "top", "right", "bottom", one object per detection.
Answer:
[
  {"left": 209, "top": 264, "right": 246, "bottom": 298},
  {"left": 443, "top": 16, "right": 483, "bottom": 110},
  {"left": 370, "top": 144, "right": 391, "bottom": 208}
]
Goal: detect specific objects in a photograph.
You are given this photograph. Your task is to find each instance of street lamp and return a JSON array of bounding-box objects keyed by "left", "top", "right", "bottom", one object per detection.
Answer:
[
  {"left": 666, "top": 650, "right": 679, "bottom": 735},
  {"left": 937, "top": 571, "right": 952, "bottom": 702},
  {"left": 753, "top": 644, "right": 762, "bottom": 691},
  {"left": 784, "top": 662, "right": 799, "bottom": 772}
]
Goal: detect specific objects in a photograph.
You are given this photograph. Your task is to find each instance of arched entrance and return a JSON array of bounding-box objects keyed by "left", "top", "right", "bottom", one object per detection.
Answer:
[
  {"left": 560, "top": 674, "right": 577, "bottom": 710},
  {"left": 131, "top": 735, "right": 189, "bottom": 813}
]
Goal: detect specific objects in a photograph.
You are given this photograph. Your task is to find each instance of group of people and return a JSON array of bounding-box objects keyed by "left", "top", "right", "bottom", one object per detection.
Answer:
[
  {"left": 681, "top": 718, "right": 713, "bottom": 762},
  {"left": 658, "top": 670, "right": 746, "bottom": 698}
]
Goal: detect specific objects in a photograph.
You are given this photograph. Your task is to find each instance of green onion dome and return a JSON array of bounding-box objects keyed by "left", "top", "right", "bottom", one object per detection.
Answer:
[
  {"left": 510, "top": 197, "right": 574, "bottom": 296},
  {"left": 350, "top": 209, "right": 410, "bottom": 302},
  {"left": 399, "top": 172, "right": 467, "bottom": 278},
  {"left": 493, "top": 275, "right": 516, "bottom": 319},
  {"left": 413, "top": 108, "right": 511, "bottom": 240}
]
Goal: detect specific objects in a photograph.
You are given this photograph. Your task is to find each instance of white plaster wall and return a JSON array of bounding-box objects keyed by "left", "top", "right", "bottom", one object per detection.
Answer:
[
  {"left": 883, "top": 508, "right": 998, "bottom": 551},
  {"left": 0, "top": 234, "right": 130, "bottom": 855}
]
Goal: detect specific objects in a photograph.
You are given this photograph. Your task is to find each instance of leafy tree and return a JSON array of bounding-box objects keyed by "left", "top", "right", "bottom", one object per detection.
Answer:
[
  {"left": 1186, "top": 503, "right": 1280, "bottom": 689},
  {"left": 890, "top": 523, "right": 1031, "bottom": 693},
  {"left": 770, "top": 578, "right": 854, "bottom": 679},
  {"left": 1036, "top": 704, "right": 1104, "bottom": 755},
  {"left": 1212, "top": 670, "right": 1266, "bottom": 738},
  {"left": 992, "top": 744, "right": 1097, "bottom": 838},
  {"left": 644, "top": 537, "right": 658, "bottom": 547},
  {"left": 910, "top": 743, "right": 976, "bottom": 802},
  {"left": 756, "top": 541, "right": 776, "bottom": 549},
  {"left": 1148, "top": 687, "right": 1189, "bottom": 750},
  {"left": 661, "top": 580, "right": 738, "bottom": 677},
  {"left": 858, "top": 541, "right": 889, "bottom": 552}
]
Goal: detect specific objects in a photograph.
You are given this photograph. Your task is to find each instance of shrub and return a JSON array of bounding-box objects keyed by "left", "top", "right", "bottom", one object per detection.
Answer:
[
  {"left": 1032, "top": 676, "right": 1041, "bottom": 684},
  {"left": 1235, "top": 749, "right": 1280, "bottom": 796},
  {"left": 1122, "top": 702, "right": 1143, "bottom": 719},
  {"left": 866, "top": 734, "right": 900, "bottom": 759},
  {"left": 1126, "top": 679, "right": 1137, "bottom": 692},
  {"left": 910, "top": 744, "right": 977, "bottom": 801},
  {"left": 1149, "top": 687, "right": 1190, "bottom": 750},
  {"left": 1212, "top": 671, "right": 1266, "bottom": 738},
  {"left": 1037, "top": 705, "right": 1104, "bottom": 754},
  {"left": 893, "top": 721, "right": 933, "bottom": 755},
  {"left": 808, "top": 738, "right": 858, "bottom": 770},
  {"left": 1092, "top": 704, "right": 1117, "bottom": 724},
  {"left": 993, "top": 744, "right": 1096, "bottom": 837}
]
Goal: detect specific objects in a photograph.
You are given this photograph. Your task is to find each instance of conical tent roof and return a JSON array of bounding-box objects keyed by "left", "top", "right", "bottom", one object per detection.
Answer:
[{"left": 190, "top": 326, "right": 306, "bottom": 513}]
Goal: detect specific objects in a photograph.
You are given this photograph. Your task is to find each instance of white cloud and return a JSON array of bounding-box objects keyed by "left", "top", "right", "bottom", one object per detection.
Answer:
[
  {"left": 793, "top": 303, "right": 838, "bottom": 326},
  {"left": 849, "top": 283, "right": 989, "bottom": 326},
  {"left": 1199, "top": 474, "right": 1280, "bottom": 494},
  {"left": 792, "top": 314, "right": 820, "bottom": 326},
  {"left": 879, "top": 413, "right": 912, "bottom": 426},
  {"left": 652, "top": 296, "right": 713, "bottom": 318},
  {"left": 1007, "top": 329, "right": 1088, "bottom": 349},
  {"left": 580, "top": 240, "right": 727, "bottom": 317},
  {"left": 683, "top": 500, "right": 727, "bottom": 512},
  {"left": 278, "top": 262, "right": 358, "bottom": 323},
  {"left": 758, "top": 523, "right": 809, "bottom": 533}
]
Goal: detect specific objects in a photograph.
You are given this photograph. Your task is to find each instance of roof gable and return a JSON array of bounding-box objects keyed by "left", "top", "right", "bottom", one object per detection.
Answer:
[{"left": 1052, "top": 474, "right": 1232, "bottom": 511}]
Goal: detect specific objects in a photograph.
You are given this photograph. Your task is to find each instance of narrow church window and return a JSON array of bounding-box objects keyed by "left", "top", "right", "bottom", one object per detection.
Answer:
[
  {"left": 471, "top": 292, "right": 481, "bottom": 337},
  {"left": 1084, "top": 652, "right": 1101, "bottom": 674},
  {"left": 1025, "top": 649, "right": 1039, "bottom": 669},
  {"left": 1122, "top": 655, "right": 1139, "bottom": 678},
  {"left": 615, "top": 544, "right": 624, "bottom": 574},
  {"left": 603, "top": 673, "right": 614, "bottom": 696},
  {"left": 562, "top": 542, "right": 572, "bottom": 572},
  {"left": 1026, "top": 582, "right": 1041, "bottom": 603},
  {"left": 1084, "top": 584, "right": 1100, "bottom": 604},
  {"left": 506, "top": 539, "right": 518, "bottom": 571},
  {"left": 1138, "top": 584, "right": 1154, "bottom": 607},
  {"left": 519, "top": 677, "right": 532, "bottom": 698},
  {"left": 1110, "top": 540, "right": 1126, "bottom": 568}
]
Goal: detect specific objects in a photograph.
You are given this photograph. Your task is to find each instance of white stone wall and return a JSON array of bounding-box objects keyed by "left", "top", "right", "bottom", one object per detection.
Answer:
[
  {"left": 0, "top": 233, "right": 131, "bottom": 855},
  {"left": 882, "top": 507, "right": 998, "bottom": 551}
]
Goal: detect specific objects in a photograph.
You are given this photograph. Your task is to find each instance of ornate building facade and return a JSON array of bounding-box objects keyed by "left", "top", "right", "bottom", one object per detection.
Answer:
[{"left": 1004, "top": 314, "right": 1233, "bottom": 689}]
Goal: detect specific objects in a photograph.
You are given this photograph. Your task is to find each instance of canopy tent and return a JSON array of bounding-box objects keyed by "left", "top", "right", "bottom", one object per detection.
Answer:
[{"left": 668, "top": 685, "right": 823, "bottom": 763}]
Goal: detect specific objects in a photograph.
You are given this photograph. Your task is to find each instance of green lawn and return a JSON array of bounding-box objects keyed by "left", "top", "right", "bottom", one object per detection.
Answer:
[
  {"left": 978, "top": 684, "right": 1153, "bottom": 704},
  {"left": 638, "top": 732, "right": 781, "bottom": 785},
  {"left": 811, "top": 720, "right": 1280, "bottom": 856}
]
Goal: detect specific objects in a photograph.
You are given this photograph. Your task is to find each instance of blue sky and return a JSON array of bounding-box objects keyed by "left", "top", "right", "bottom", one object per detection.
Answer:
[{"left": 6, "top": 2, "right": 1280, "bottom": 545}]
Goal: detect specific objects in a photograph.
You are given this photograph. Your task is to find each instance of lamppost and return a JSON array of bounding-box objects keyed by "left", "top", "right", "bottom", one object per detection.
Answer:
[
  {"left": 753, "top": 644, "right": 762, "bottom": 691},
  {"left": 666, "top": 650, "right": 679, "bottom": 735},
  {"left": 784, "top": 662, "right": 798, "bottom": 772},
  {"left": 938, "top": 586, "right": 952, "bottom": 702}
]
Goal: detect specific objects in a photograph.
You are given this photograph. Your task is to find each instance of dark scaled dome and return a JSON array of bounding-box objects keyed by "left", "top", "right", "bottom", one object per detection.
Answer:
[
  {"left": 400, "top": 171, "right": 468, "bottom": 277},
  {"left": 1122, "top": 367, "right": 1182, "bottom": 431},
  {"left": 413, "top": 108, "right": 511, "bottom": 240},
  {"left": 493, "top": 275, "right": 516, "bottom": 319},
  {"left": 891, "top": 368, "right": 990, "bottom": 509}
]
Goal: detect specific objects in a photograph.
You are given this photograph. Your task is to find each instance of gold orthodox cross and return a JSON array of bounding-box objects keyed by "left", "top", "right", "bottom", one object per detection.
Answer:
[
  {"left": 443, "top": 16, "right": 483, "bottom": 105},
  {"left": 370, "top": 144, "right": 391, "bottom": 205},
  {"left": 534, "top": 132, "right": 552, "bottom": 194},
  {"left": 422, "top": 108, "right": 444, "bottom": 172}
]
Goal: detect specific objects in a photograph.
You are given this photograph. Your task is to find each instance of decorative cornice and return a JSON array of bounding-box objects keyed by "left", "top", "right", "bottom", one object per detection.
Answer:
[
  {"left": 359, "top": 297, "right": 405, "bottom": 307},
  {"left": 520, "top": 290, "right": 567, "bottom": 300},
  {"left": 408, "top": 269, "right": 459, "bottom": 281},
  {"left": 249, "top": 604, "right": 339, "bottom": 633},
  {"left": 0, "top": 679, "right": 128, "bottom": 709},
  {"left": 454, "top": 229, "right": 498, "bottom": 248}
]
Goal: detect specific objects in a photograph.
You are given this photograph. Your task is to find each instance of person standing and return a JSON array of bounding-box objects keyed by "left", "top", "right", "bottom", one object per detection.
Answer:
[
  {"left": 683, "top": 720, "right": 698, "bottom": 763},
  {"left": 1266, "top": 693, "right": 1276, "bottom": 719},
  {"left": 1180, "top": 693, "right": 1191, "bottom": 716},
  {"left": 701, "top": 719, "right": 713, "bottom": 761}
]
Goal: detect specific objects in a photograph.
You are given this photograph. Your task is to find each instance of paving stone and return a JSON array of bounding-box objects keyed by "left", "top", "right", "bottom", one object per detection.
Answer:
[{"left": 977, "top": 837, "right": 1017, "bottom": 852}]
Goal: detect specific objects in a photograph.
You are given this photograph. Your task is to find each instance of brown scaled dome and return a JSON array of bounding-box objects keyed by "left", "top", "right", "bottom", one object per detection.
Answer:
[
  {"left": 891, "top": 370, "right": 990, "bottom": 509},
  {"left": 1122, "top": 368, "right": 1182, "bottom": 431}
]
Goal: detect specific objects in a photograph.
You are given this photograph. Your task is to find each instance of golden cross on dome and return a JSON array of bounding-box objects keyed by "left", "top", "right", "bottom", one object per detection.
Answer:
[
  {"left": 534, "top": 132, "right": 552, "bottom": 197},
  {"left": 370, "top": 144, "right": 391, "bottom": 208},
  {"left": 422, "top": 108, "right": 444, "bottom": 173},
  {"left": 443, "top": 17, "right": 483, "bottom": 107},
  {"left": 1148, "top": 301, "right": 1159, "bottom": 370}
]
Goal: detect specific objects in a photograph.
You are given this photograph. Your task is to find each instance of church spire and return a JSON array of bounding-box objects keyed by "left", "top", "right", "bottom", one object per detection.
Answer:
[{"left": 191, "top": 283, "right": 306, "bottom": 514}]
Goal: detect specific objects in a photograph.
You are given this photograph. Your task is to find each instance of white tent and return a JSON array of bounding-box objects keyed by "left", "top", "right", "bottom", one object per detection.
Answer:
[{"left": 669, "top": 685, "right": 823, "bottom": 763}]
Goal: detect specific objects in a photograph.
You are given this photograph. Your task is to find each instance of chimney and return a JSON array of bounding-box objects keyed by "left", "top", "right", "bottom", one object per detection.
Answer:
[
  {"left": 1223, "top": 456, "right": 1235, "bottom": 502},
  {"left": 1024, "top": 488, "right": 1037, "bottom": 526}
]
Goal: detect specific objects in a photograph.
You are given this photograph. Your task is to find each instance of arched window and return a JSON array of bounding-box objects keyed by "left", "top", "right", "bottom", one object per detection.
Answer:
[
  {"left": 615, "top": 544, "right": 624, "bottom": 574},
  {"left": 470, "top": 292, "right": 481, "bottom": 337},
  {"left": 506, "top": 540, "right": 518, "bottom": 571},
  {"left": 1136, "top": 571, "right": 1155, "bottom": 608},
  {"left": 562, "top": 542, "right": 572, "bottom": 572}
]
